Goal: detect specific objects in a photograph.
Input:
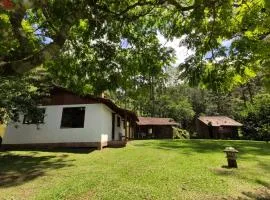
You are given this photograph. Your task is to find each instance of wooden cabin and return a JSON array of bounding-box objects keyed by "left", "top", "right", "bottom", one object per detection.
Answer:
[
  {"left": 196, "top": 116, "right": 242, "bottom": 139},
  {"left": 136, "top": 117, "right": 179, "bottom": 139}
]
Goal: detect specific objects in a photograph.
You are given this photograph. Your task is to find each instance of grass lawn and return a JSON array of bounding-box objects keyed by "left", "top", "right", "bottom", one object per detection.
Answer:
[{"left": 0, "top": 140, "right": 270, "bottom": 200}]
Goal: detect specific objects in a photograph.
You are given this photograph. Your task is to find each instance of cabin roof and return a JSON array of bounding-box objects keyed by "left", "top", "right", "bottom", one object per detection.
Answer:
[
  {"left": 44, "top": 86, "right": 138, "bottom": 121},
  {"left": 198, "top": 116, "right": 242, "bottom": 127},
  {"left": 137, "top": 117, "right": 179, "bottom": 126}
]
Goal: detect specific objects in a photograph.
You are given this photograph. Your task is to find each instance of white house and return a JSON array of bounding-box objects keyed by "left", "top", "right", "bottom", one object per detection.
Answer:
[{"left": 2, "top": 87, "right": 137, "bottom": 150}]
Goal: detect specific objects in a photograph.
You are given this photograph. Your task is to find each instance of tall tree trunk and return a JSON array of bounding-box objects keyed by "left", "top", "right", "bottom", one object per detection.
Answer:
[{"left": 247, "top": 83, "right": 254, "bottom": 104}]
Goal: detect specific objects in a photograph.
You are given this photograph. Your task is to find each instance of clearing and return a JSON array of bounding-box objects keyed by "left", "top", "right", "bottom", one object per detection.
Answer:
[{"left": 0, "top": 140, "right": 269, "bottom": 200}]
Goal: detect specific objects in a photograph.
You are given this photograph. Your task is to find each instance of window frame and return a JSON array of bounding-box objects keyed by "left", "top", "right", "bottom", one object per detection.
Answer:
[
  {"left": 23, "top": 108, "right": 46, "bottom": 125},
  {"left": 60, "top": 107, "right": 86, "bottom": 129}
]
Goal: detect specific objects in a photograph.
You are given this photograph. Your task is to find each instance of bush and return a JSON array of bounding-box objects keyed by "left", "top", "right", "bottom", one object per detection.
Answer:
[
  {"left": 173, "top": 127, "right": 190, "bottom": 139},
  {"left": 190, "top": 131, "right": 199, "bottom": 139},
  {"left": 241, "top": 93, "right": 270, "bottom": 141}
]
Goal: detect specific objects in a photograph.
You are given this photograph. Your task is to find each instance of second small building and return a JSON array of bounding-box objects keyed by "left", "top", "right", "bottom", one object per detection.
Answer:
[
  {"left": 196, "top": 116, "right": 242, "bottom": 139},
  {"left": 136, "top": 117, "right": 179, "bottom": 139}
]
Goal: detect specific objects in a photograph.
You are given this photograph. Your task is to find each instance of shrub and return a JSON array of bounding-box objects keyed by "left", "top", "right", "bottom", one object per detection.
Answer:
[
  {"left": 173, "top": 127, "right": 190, "bottom": 139},
  {"left": 241, "top": 93, "right": 270, "bottom": 140}
]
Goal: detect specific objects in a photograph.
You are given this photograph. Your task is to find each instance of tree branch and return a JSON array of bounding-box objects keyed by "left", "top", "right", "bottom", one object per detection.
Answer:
[
  {"left": 9, "top": 6, "right": 30, "bottom": 56},
  {"left": 1, "top": 0, "right": 196, "bottom": 75},
  {"left": 117, "top": 1, "right": 158, "bottom": 16},
  {"left": 95, "top": 0, "right": 159, "bottom": 17},
  {"left": 96, "top": 0, "right": 195, "bottom": 18},
  {"left": 1, "top": 18, "right": 74, "bottom": 75},
  {"left": 166, "top": 0, "right": 195, "bottom": 12}
]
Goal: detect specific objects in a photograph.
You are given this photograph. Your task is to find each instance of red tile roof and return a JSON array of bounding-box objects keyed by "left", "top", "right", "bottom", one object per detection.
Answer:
[
  {"left": 198, "top": 116, "right": 242, "bottom": 127},
  {"left": 137, "top": 117, "right": 179, "bottom": 126}
]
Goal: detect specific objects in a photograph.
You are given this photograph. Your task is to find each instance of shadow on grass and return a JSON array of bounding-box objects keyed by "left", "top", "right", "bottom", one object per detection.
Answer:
[
  {"left": 1, "top": 147, "right": 96, "bottom": 154},
  {"left": 239, "top": 187, "right": 270, "bottom": 200},
  {"left": 0, "top": 151, "right": 78, "bottom": 188},
  {"left": 132, "top": 139, "right": 270, "bottom": 156},
  {"left": 256, "top": 161, "right": 270, "bottom": 172},
  {"left": 256, "top": 179, "right": 270, "bottom": 189},
  {"left": 224, "top": 186, "right": 270, "bottom": 200},
  {"left": 226, "top": 177, "right": 270, "bottom": 199},
  {"left": 212, "top": 167, "right": 236, "bottom": 176}
]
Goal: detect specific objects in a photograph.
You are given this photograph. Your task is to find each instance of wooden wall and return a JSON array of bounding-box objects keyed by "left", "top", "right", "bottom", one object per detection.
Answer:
[
  {"left": 196, "top": 119, "right": 239, "bottom": 139},
  {"left": 136, "top": 125, "right": 173, "bottom": 139}
]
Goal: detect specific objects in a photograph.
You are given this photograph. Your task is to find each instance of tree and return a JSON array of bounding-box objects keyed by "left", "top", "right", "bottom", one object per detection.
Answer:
[
  {"left": 46, "top": 28, "right": 174, "bottom": 95},
  {"left": 110, "top": 82, "right": 195, "bottom": 128},
  {"left": 177, "top": 0, "right": 270, "bottom": 91},
  {"left": 240, "top": 93, "right": 270, "bottom": 140},
  {"left": 2, "top": 0, "right": 268, "bottom": 81},
  {"left": 0, "top": 0, "right": 197, "bottom": 75},
  {"left": 1, "top": 0, "right": 269, "bottom": 124},
  {"left": 0, "top": 0, "right": 179, "bottom": 119},
  {"left": 0, "top": 69, "right": 51, "bottom": 122}
]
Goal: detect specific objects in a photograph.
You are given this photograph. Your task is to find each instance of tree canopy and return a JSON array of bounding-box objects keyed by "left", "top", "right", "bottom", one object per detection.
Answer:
[
  {"left": 0, "top": 0, "right": 269, "bottom": 128},
  {"left": 1, "top": 0, "right": 269, "bottom": 86}
]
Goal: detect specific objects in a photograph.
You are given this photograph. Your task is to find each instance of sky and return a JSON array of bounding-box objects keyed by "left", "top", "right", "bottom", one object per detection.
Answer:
[
  {"left": 121, "top": 33, "right": 195, "bottom": 67},
  {"left": 157, "top": 32, "right": 233, "bottom": 66},
  {"left": 157, "top": 32, "right": 194, "bottom": 67},
  {"left": 34, "top": 27, "right": 53, "bottom": 44}
]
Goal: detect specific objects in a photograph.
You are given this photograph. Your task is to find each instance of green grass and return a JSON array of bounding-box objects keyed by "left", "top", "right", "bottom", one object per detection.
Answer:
[{"left": 0, "top": 140, "right": 270, "bottom": 200}]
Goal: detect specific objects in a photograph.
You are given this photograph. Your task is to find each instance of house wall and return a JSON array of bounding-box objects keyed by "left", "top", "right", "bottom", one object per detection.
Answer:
[
  {"left": 217, "top": 126, "right": 239, "bottom": 139},
  {"left": 100, "top": 104, "right": 113, "bottom": 142},
  {"left": 136, "top": 125, "right": 173, "bottom": 139},
  {"left": 112, "top": 114, "right": 136, "bottom": 140},
  {"left": 127, "top": 121, "right": 136, "bottom": 139},
  {"left": 196, "top": 120, "right": 210, "bottom": 138},
  {"left": 196, "top": 119, "right": 240, "bottom": 139},
  {"left": 114, "top": 114, "right": 125, "bottom": 140},
  {"left": 154, "top": 126, "right": 173, "bottom": 139},
  {"left": 3, "top": 104, "right": 113, "bottom": 146}
]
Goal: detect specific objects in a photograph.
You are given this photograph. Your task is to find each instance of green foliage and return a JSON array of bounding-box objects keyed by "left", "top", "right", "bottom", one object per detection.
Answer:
[
  {"left": 1, "top": 0, "right": 269, "bottom": 89},
  {"left": 240, "top": 93, "right": 270, "bottom": 140},
  {"left": 156, "top": 92, "right": 195, "bottom": 124},
  {"left": 0, "top": 69, "right": 51, "bottom": 123},
  {"left": 176, "top": 0, "right": 270, "bottom": 92},
  {"left": 109, "top": 83, "right": 196, "bottom": 128},
  {"left": 1, "top": 0, "right": 269, "bottom": 134},
  {"left": 46, "top": 31, "right": 174, "bottom": 95},
  {"left": 0, "top": 0, "right": 177, "bottom": 118},
  {"left": 172, "top": 127, "right": 190, "bottom": 139}
]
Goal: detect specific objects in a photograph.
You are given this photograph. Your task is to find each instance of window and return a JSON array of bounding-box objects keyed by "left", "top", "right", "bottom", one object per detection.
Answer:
[
  {"left": 11, "top": 109, "right": 20, "bottom": 123},
  {"left": 117, "top": 116, "right": 121, "bottom": 127},
  {"left": 60, "top": 107, "right": 85, "bottom": 128},
  {"left": 23, "top": 108, "right": 46, "bottom": 124}
]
